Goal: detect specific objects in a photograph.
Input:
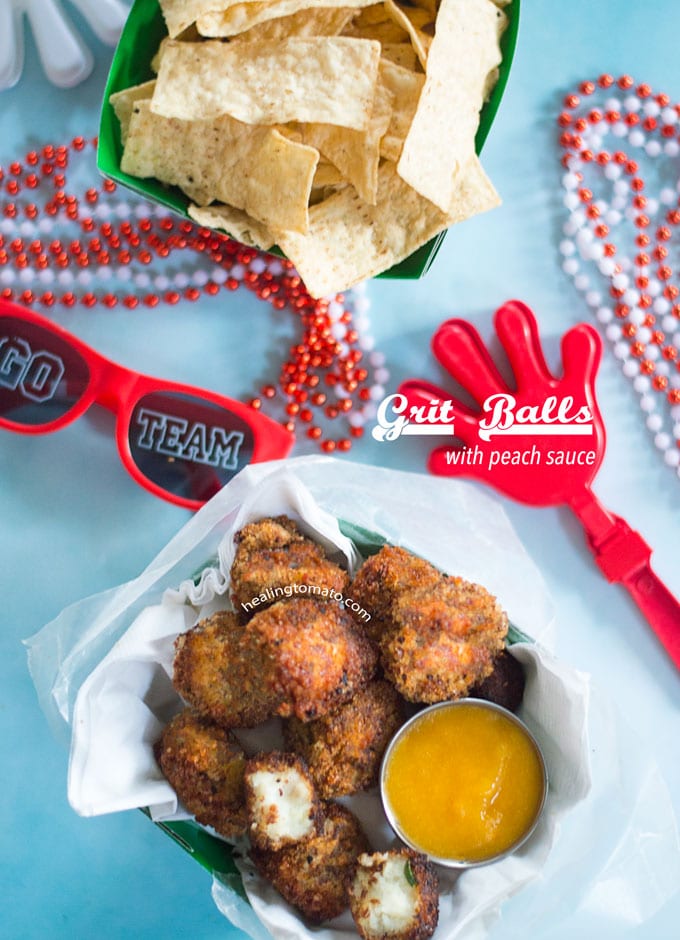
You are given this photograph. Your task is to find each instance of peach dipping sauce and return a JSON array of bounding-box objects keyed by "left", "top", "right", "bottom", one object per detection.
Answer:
[{"left": 380, "top": 699, "right": 547, "bottom": 867}]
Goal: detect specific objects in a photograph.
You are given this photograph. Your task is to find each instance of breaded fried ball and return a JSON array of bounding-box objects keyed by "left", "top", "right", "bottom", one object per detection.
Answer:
[
  {"left": 173, "top": 611, "right": 277, "bottom": 728},
  {"left": 469, "top": 647, "right": 526, "bottom": 713},
  {"left": 250, "top": 802, "right": 369, "bottom": 924},
  {"left": 381, "top": 577, "right": 508, "bottom": 703},
  {"left": 283, "top": 680, "right": 406, "bottom": 798},
  {"left": 349, "top": 545, "right": 441, "bottom": 642},
  {"left": 154, "top": 709, "right": 247, "bottom": 840},
  {"left": 231, "top": 516, "right": 349, "bottom": 614},
  {"left": 244, "top": 752, "right": 322, "bottom": 851},
  {"left": 247, "top": 597, "right": 377, "bottom": 721},
  {"left": 349, "top": 849, "right": 439, "bottom": 940}
]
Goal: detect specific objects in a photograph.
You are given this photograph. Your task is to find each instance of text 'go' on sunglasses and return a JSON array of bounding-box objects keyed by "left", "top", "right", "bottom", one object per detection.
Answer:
[{"left": 0, "top": 301, "right": 294, "bottom": 509}]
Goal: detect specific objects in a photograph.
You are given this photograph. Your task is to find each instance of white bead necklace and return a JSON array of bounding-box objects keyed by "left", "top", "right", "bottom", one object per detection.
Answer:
[{"left": 559, "top": 75, "right": 680, "bottom": 477}]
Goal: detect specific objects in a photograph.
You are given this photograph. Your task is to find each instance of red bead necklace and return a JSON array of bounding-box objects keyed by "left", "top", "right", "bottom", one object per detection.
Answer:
[
  {"left": 0, "top": 136, "right": 386, "bottom": 452},
  {"left": 558, "top": 74, "right": 680, "bottom": 474}
]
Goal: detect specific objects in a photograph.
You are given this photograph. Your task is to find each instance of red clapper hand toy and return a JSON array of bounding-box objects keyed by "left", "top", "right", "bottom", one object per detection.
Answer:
[{"left": 399, "top": 299, "right": 680, "bottom": 668}]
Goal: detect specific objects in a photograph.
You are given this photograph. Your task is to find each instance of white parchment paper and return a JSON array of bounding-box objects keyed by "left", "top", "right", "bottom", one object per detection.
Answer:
[{"left": 26, "top": 457, "right": 680, "bottom": 939}]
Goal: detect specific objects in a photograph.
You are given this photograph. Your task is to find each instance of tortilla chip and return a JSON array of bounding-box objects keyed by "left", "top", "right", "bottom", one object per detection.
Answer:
[
  {"left": 151, "top": 25, "right": 201, "bottom": 73},
  {"left": 158, "top": 0, "right": 227, "bottom": 38},
  {"left": 188, "top": 203, "right": 276, "bottom": 250},
  {"left": 151, "top": 37, "right": 381, "bottom": 130},
  {"left": 483, "top": 7, "right": 509, "bottom": 98},
  {"left": 275, "top": 157, "right": 500, "bottom": 297},
  {"left": 121, "top": 100, "right": 319, "bottom": 233},
  {"left": 318, "top": 159, "right": 347, "bottom": 185},
  {"left": 150, "top": 39, "right": 167, "bottom": 74},
  {"left": 197, "top": 0, "right": 375, "bottom": 38},
  {"left": 380, "top": 42, "right": 418, "bottom": 70},
  {"left": 378, "top": 58, "right": 424, "bottom": 162},
  {"left": 310, "top": 162, "right": 348, "bottom": 204},
  {"left": 383, "top": 0, "right": 432, "bottom": 69},
  {"left": 231, "top": 6, "right": 356, "bottom": 42},
  {"left": 109, "top": 81, "right": 156, "bottom": 145},
  {"left": 301, "top": 80, "right": 393, "bottom": 204},
  {"left": 343, "top": 17, "right": 409, "bottom": 43},
  {"left": 391, "top": 4, "right": 433, "bottom": 29},
  {"left": 397, "top": 0, "right": 504, "bottom": 212},
  {"left": 351, "top": 3, "right": 392, "bottom": 26},
  {"left": 411, "top": 0, "right": 438, "bottom": 13}
]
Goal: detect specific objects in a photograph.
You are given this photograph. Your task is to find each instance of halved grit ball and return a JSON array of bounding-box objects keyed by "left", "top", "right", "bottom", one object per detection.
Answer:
[
  {"left": 244, "top": 751, "right": 322, "bottom": 851},
  {"left": 349, "top": 849, "right": 439, "bottom": 940},
  {"left": 250, "top": 802, "right": 369, "bottom": 924}
]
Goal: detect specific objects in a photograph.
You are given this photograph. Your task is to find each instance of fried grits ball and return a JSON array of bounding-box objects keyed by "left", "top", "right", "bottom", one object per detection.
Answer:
[
  {"left": 381, "top": 577, "right": 508, "bottom": 703},
  {"left": 250, "top": 802, "right": 370, "bottom": 924},
  {"left": 173, "top": 611, "right": 277, "bottom": 728},
  {"left": 349, "top": 545, "right": 441, "bottom": 642},
  {"left": 230, "top": 516, "right": 349, "bottom": 613},
  {"left": 349, "top": 849, "right": 439, "bottom": 940},
  {"left": 469, "top": 647, "right": 526, "bottom": 713},
  {"left": 283, "top": 680, "right": 406, "bottom": 798},
  {"left": 244, "top": 752, "right": 322, "bottom": 851},
  {"left": 247, "top": 597, "right": 378, "bottom": 721},
  {"left": 154, "top": 709, "right": 247, "bottom": 840}
]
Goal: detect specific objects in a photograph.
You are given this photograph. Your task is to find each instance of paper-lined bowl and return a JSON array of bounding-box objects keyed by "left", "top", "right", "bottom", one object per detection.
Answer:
[
  {"left": 97, "top": 0, "right": 520, "bottom": 284},
  {"left": 57, "top": 458, "right": 592, "bottom": 940}
]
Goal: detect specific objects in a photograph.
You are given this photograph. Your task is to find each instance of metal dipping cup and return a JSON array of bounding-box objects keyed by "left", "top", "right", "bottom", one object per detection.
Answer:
[{"left": 379, "top": 698, "right": 549, "bottom": 869}]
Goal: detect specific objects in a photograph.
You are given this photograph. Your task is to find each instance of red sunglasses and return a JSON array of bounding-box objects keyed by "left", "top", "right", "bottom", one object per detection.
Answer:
[{"left": 0, "top": 301, "right": 294, "bottom": 509}]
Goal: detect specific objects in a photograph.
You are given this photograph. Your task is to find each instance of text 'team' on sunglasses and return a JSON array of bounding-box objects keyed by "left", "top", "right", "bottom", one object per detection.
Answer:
[{"left": 0, "top": 301, "right": 294, "bottom": 509}]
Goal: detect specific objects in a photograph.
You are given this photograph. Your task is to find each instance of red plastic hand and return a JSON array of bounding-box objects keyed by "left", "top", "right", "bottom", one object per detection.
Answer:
[
  {"left": 399, "top": 300, "right": 605, "bottom": 507},
  {"left": 399, "top": 301, "right": 680, "bottom": 668}
]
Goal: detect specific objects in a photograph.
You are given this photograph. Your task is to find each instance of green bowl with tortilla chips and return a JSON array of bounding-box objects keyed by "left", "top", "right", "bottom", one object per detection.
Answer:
[{"left": 98, "top": 0, "right": 519, "bottom": 297}]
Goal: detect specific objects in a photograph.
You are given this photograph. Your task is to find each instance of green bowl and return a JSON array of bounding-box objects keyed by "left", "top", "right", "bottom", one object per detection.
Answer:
[{"left": 98, "top": 0, "right": 520, "bottom": 280}]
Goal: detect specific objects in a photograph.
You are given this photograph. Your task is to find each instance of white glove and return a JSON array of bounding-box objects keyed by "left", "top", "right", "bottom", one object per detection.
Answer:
[{"left": 0, "top": 0, "right": 130, "bottom": 91}]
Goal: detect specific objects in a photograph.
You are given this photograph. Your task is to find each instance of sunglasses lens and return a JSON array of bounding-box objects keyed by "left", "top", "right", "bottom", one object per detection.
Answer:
[
  {"left": 128, "top": 391, "right": 255, "bottom": 503},
  {"left": 0, "top": 316, "right": 90, "bottom": 426}
]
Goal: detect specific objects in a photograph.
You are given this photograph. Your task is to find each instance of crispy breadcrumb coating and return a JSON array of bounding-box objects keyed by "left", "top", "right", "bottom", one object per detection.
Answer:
[
  {"left": 349, "top": 546, "right": 441, "bottom": 642},
  {"left": 231, "top": 516, "right": 349, "bottom": 614},
  {"left": 173, "top": 611, "right": 278, "bottom": 728},
  {"left": 244, "top": 751, "right": 322, "bottom": 851},
  {"left": 349, "top": 849, "right": 439, "bottom": 940},
  {"left": 284, "top": 680, "right": 406, "bottom": 798},
  {"left": 247, "top": 597, "right": 377, "bottom": 721},
  {"left": 469, "top": 648, "right": 525, "bottom": 713},
  {"left": 173, "top": 598, "right": 377, "bottom": 728},
  {"left": 381, "top": 577, "right": 508, "bottom": 703},
  {"left": 250, "top": 802, "right": 369, "bottom": 924},
  {"left": 154, "top": 709, "right": 247, "bottom": 840}
]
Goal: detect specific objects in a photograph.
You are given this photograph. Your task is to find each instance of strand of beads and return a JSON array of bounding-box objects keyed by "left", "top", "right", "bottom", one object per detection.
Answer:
[
  {"left": 248, "top": 278, "right": 388, "bottom": 452},
  {"left": 558, "top": 74, "right": 680, "bottom": 477},
  {"left": 0, "top": 136, "right": 388, "bottom": 452}
]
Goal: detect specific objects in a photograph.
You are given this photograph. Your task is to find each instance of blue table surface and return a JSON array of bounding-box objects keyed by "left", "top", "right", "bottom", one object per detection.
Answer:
[{"left": 2, "top": 2, "right": 679, "bottom": 938}]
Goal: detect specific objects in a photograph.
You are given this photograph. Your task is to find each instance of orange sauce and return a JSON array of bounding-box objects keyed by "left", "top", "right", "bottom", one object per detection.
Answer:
[{"left": 383, "top": 702, "right": 545, "bottom": 863}]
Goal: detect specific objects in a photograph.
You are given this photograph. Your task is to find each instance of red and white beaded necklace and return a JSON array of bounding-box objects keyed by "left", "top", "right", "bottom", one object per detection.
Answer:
[
  {"left": 558, "top": 74, "right": 680, "bottom": 476},
  {"left": 0, "top": 136, "right": 387, "bottom": 453}
]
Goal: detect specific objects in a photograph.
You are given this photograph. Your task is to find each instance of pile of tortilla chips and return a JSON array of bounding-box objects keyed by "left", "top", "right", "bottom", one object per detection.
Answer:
[{"left": 110, "top": 0, "right": 509, "bottom": 297}]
